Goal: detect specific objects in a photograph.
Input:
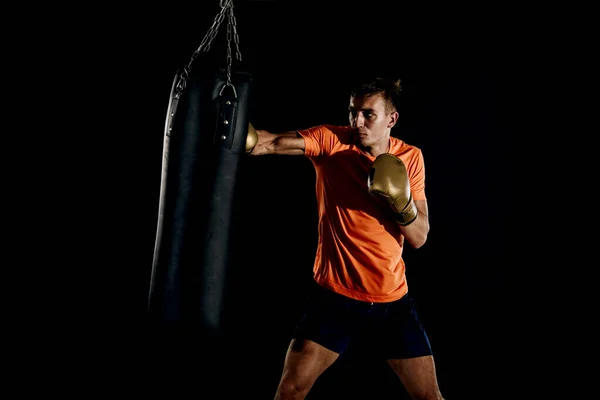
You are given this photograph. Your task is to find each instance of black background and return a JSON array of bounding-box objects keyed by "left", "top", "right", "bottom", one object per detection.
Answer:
[{"left": 19, "top": 0, "right": 562, "bottom": 398}]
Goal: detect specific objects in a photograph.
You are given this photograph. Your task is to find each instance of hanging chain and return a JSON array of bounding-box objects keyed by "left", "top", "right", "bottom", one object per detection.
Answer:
[
  {"left": 223, "top": 3, "right": 242, "bottom": 95},
  {"left": 174, "top": 0, "right": 242, "bottom": 98}
]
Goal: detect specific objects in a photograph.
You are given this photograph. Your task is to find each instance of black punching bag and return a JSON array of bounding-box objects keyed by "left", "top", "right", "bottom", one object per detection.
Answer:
[{"left": 148, "top": 64, "right": 253, "bottom": 335}]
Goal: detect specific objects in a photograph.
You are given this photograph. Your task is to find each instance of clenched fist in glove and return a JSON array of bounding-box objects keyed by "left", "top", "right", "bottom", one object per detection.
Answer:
[
  {"left": 246, "top": 123, "right": 258, "bottom": 153},
  {"left": 368, "top": 153, "right": 418, "bottom": 226}
]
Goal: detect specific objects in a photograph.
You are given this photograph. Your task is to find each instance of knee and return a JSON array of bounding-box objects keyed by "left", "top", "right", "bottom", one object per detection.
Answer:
[{"left": 274, "top": 379, "right": 311, "bottom": 400}]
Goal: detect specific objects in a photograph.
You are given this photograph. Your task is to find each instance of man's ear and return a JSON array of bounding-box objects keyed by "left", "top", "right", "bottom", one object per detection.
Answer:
[{"left": 388, "top": 111, "right": 399, "bottom": 128}]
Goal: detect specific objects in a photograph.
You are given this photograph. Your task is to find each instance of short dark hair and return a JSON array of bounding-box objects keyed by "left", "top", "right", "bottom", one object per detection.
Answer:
[{"left": 349, "top": 76, "right": 402, "bottom": 113}]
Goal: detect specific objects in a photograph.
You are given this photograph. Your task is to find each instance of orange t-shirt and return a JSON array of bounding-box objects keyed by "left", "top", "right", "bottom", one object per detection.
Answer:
[{"left": 298, "top": 124, "right": 427, "bottom": 303}]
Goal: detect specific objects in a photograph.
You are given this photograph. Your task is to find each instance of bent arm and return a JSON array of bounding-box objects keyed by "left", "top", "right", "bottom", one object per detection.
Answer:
[
  {"left": 400, "top": 200, "right": 429, "bottom": 249},
  {"left": 249, "top": 129, "right": 306, "bottom": 156}
]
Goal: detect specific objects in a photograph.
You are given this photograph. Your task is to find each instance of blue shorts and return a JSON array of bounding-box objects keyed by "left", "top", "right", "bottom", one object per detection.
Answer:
[{"left": 293, "top": 281, "right": 433, "bottom": 360}]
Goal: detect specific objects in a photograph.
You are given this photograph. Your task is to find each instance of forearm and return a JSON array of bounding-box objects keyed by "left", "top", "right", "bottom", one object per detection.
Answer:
[
  {"left": 399, "top": 203, "right": 429, "bottom": 248},
  {"left": 250, "top": 130, "right": 304, "bottom": 156}
]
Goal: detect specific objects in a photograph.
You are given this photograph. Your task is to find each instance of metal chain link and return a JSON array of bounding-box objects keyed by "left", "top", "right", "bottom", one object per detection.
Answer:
[
  {"left": 225, "top": 4, "right": 242, "bottom": 90},
  {"left": 174, "top": 0, "right": 242, "bottom": 98}
]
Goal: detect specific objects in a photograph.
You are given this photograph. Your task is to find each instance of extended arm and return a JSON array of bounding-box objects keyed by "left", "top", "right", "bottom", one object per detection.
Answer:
[{"left": 247, "top": 124, "right": 305, "bottom": 156}]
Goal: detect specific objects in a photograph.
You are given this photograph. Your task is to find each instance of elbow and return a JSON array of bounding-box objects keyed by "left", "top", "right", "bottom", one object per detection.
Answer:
[
  {"left": 409, "top": 235, "right": 427, "bottom": 249},
  {"left": 408, "top": 217, "right": 429, "bottom": 249},
  {"left": 406, "top": 228, "right": 428, "bottom": 249}
]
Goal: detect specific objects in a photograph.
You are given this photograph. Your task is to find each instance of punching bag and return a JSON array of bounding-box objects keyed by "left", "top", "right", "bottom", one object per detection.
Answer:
[{"left": 148, "top": 63, "right": 253, "bottom": 335}]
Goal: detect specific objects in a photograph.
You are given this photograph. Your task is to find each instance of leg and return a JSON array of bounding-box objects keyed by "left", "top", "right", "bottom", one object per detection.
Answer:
[
  {"left": 273, "top": 338, "right": 340, "bottom": 400},
  {"left": 387, "top": 356, "right": 444, "bottom": 400}
]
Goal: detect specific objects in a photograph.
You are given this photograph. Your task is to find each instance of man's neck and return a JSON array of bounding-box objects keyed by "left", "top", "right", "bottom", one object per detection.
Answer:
[{"left": 362, "top": 138, "right": 391, "bottom": 158}]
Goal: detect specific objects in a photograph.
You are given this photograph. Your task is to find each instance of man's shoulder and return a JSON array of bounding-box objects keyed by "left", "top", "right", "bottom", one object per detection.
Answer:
[
  {"left": 390, "top": 136, "right": 421, "bottom": 154},
  {"left": 325, "top": 125, "right": 355, "bottom": 146},
  {"left": 315, "top": 124, "right": 352, "bottom": 134},
  {"left": 301, "top": 124, "right": 353, "bottom": 142}
]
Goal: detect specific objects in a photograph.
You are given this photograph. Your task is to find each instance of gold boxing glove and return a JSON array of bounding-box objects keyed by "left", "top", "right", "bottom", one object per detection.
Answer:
[
  {"left": 368, "top": 153, "right": 418, "bottom": 226},
  {"left": 246, "top": 123, "right": 258, "bottom": 153}
]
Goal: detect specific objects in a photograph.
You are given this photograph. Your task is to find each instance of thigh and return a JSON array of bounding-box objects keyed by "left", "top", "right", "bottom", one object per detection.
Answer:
[
  {"left": 275, "top": 338, "right": 339, "bottom": 397},
  {"left": 372, "top": 296, "right": 433, "bottom": 360},
  {"left": 293, "top": 282, "right": 363, "bottom": 355},
  {"left": 387, "top": 356, "right": 443, "bottom": 399}
]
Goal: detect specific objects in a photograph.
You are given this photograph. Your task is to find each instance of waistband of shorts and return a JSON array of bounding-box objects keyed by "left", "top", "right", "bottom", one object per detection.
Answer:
[{"left": 310, "top": 281, "right": 406, "bottom": 306}]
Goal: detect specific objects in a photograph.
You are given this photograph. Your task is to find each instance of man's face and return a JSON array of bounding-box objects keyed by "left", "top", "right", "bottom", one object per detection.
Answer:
[{"left": 349, "top": 93, "right": 398, "bottom": 148}]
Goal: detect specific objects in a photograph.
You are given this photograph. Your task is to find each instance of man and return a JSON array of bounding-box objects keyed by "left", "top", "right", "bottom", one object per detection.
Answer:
[{"left": 247, "top": 76, "right": 444, "bottom": 400}]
